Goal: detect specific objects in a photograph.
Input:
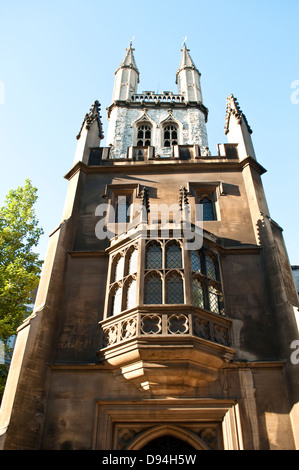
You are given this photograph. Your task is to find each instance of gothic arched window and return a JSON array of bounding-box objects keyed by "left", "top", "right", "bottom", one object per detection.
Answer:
[
  {"left": 114, "top": 255, "right": 124, "bottom": 282},
  {"left": 191, "top": 250, "right": 202, "bottom": 273},
  {"left": 205, "top": 254, "right": 217, "bottom": 280},
  {"left": 127, "top": 248, "right": 138, "bottom": 275},
  {"left": 111, "top": 285, "right": 122, "bottom": 316},
  {"left": 166, "top": 241, "right": 182, "bottom": 269},
  {"left": 166, "top": 272, "right": 184, "bottom": 304},
  {"left": 137, "top": 124, "right": 152, "bottom": 146},
  {"left": 145, "top": 272, "right": 162, "bottom": 304},
  {"left": 208, "top": 284, "right": 222, "bottom": 314},
  {"left": 163, "top": 124, "right": 178, "bottom": 147},
  {"left": 126, "top": 278, "right": 137, "bottom": 310},
  {"left": 190, "top": 248, "right": 224, "bottom": 315},
  {"left": 146, "top": 242, "right": 162, "bottom": 269},
  {"left": 192, "top": 277, "right": 204, "bottom": 309}
]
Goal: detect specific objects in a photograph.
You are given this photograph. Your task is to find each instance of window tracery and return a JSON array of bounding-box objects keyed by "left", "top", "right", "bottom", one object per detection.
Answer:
[
  {"left": 108, "top": 245, "right": 138, "bottom": 317},
  {"left": 166, "top": 271, "right": 184, "bottom": 304},
  {"left": 106, "top": 239, "right": 224, "bottom": 318},
  {"left": 191, "top": 249, "right": 224, "bottom": 315},
  {"left": 137, "top": 124, "right": 152, "bottom": 146},
  {"left": 163, "top": 124, "right": 178, "bottom": 147},
  {"left": 144, "top": 272, "right": 162, "bottom": 304}
]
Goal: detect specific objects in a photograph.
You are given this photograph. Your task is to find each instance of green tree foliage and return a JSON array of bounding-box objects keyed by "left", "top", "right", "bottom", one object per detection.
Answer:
[{"left": 0, "top": 179, "right": 43, "bottom": 398}]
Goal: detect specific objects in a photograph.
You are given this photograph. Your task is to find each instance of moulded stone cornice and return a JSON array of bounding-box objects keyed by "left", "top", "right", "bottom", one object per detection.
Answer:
[
  {"left": 106, "top": 99, "right": 209, "bottom": 122},
  {"left": 64, "top": 155, "right": 266, "bottom": 181}
]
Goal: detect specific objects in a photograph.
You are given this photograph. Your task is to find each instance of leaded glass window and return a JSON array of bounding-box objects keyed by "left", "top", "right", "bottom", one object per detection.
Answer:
[
  {"left": 191, "top": 250, "right": 201, "bottom": 273},
  {"left": 206, "top": 255, "right": 217, "bottom": 280},
  {"left": 208, "top": 285, "right": 220, "bottom": 314},
  {"left": 146, "top": 242, "right": 162, "bottom": 269},
  {"left": 145, "top": 273, "right": 162, "bottom": 304},
  {"left": 126, "top": 279, "right": 136, "bottom": 310},
  {"left": 114, "top": 256, "right": 124, "bottom": 282},
  {"left": 192, "top": 278, "right": 204, "bottom": 308},
  {"left": 199, "top": 197, "right": 215, "bottom": 221},
  {"left": 112, "top": 286, "right": 122, "bottom": 316},
  {"left": 166, "top": 242, "right": 182, "bottom": 269},
  {"left": 128, "top": 249, "right": 138, "bottom": 275},
  {"left": 166, "top": 272, "right": 184, "bottom": 304}
]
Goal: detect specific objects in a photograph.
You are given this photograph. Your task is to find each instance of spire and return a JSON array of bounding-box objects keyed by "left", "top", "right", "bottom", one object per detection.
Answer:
[
  {"left": 112, "top": 41, "right": 139, "bottom": 102},
  {"left": 177, "top": 43, "right": 200, "bottom": 77},
  {"left": 176, "top": 41, "right": 203, "bottom": 103},
  {"left": 117, "top": 40, "right": 139, "bottom": 75}
]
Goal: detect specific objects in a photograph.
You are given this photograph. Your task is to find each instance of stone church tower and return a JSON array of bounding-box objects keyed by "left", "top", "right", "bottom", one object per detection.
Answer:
[{"left": 0, "top": 43, "right": 299, "bottom": 451}]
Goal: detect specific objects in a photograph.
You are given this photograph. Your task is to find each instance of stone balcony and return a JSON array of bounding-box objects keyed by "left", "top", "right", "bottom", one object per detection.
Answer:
[{"left": 97, "top": 306, "right": 235, "bottom": 396}]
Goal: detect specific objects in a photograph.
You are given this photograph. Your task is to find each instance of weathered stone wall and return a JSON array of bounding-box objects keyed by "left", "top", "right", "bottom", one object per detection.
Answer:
[{"left": 106, "top": 106, "right": 208, "bottom": 158}]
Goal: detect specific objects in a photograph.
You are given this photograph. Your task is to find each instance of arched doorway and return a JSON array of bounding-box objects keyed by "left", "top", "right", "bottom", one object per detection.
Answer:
[
  {"left": 127, "top": 425, "right": 208, "bottom": 450},
  {"left": 140, "top": 435, "right": 196, "bottom": 452}
]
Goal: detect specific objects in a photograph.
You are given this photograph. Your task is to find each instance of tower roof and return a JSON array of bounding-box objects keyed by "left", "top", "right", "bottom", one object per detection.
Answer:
[
  {"left": 116, "top": 41, "right": 139, "bottom": 76},
  {"left": 176, "top": 43, "right": 201, "bottom": 78}
]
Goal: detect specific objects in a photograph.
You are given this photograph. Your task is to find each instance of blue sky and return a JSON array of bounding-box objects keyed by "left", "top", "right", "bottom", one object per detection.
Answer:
[{"left": 0, "top": 0, "right": 298, "bottom": 264}]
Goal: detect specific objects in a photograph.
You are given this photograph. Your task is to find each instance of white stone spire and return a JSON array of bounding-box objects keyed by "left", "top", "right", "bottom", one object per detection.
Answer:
[
  {"left": 112, "top": 42, "right": 139, "bottom": 102},
  {"left": 176, "top": 43, "right": 203, "bottom": 103}
]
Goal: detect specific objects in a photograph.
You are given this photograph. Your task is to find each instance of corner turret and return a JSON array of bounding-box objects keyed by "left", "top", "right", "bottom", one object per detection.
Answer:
[
  {"left": 112, "top": 41, "right": 139, "bottom": 102},
  {"left": 176, "top": 43, "right": 203, "bottom": 103}
]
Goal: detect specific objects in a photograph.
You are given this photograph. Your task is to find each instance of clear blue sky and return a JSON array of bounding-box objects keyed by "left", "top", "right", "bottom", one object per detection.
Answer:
[{"left": 0, "top": 0, "right": 298, "bottom": 264}]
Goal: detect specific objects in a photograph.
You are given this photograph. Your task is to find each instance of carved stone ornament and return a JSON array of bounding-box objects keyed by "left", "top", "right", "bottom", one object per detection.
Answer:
[
  {"left": 76, "top": 100, "right": 104, "bottom": 140},
  {"left": 224, "top": 94, "right": 252, "bottom": 135}
]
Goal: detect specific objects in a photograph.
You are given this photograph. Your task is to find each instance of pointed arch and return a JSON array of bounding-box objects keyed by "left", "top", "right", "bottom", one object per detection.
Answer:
[
  {"left": 159, "top": 111, "right": 183, "bottom": 147},
  {"left": 144, "top": 271, "right": 163, "bottom": 304},
  {"left": 132, "top": 111, "right": 157, "bottom": 147},
  {"left": 127, "top": 424, "right": 209, "bottom": 450},
  {"left": 165, "top": 240, "right": 182, "bottom": 269},
  {"left": 166, "top": 270, "right": 184, "bottom": 304}
]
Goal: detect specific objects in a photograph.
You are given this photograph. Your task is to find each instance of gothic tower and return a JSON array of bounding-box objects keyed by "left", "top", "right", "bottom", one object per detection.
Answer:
[{"left": 0, "top": 43, "right": 298, "bottom": 451}]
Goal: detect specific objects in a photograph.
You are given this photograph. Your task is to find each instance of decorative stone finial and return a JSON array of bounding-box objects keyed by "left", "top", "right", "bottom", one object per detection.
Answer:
[{"left": 76, "top": 100, "right": 104, "bottom": 140}]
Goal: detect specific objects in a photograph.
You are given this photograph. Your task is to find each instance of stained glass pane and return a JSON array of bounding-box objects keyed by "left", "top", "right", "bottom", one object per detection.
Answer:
[
  {"left": 208, "top": 285, "right": 220, "bottom": 314},
  {"left": 126, "top": 279, "right": 136, "bottom": 310},
  {"left": 112, "top": 286, "right": 122, "bottom": 316},
  {"left": 128, "top": 249, "right": 138, "bottom": 275},
  {"left": 200, "top": 198, "right": 215, "bottom": 221},
  {"left": 166, "top": 243, "right": 182, "bottom": 269},
  {"left": 146, "top": 243, "right": 162, "bottom": 269},
  {"left": 191, "top": 251, "right": 201, "bottom": 273},
  {"left": 166, "top": 272, "right": 184, "bottom": 304},
  {"left": 206, "top": 255, "right": 217, "bottom": 280},
  {"left": 192, "top": 278, "right": 204, "bottom": 308},
  {"left": 114, "top": 256, "right": 124, "bottom": 281},
  {"left": 145, "top": 274, "right": 162, "bottom": 304}
]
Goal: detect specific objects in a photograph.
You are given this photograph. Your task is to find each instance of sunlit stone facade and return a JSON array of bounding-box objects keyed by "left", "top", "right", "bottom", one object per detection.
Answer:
[{"left": 0, "top": 43, "right": 298, "bottom": 451}]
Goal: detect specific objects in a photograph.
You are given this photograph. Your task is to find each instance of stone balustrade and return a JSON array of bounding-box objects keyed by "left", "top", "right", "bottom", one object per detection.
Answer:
[{"left": 100, "top": 307, "right": 232, "bottom": 350}]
